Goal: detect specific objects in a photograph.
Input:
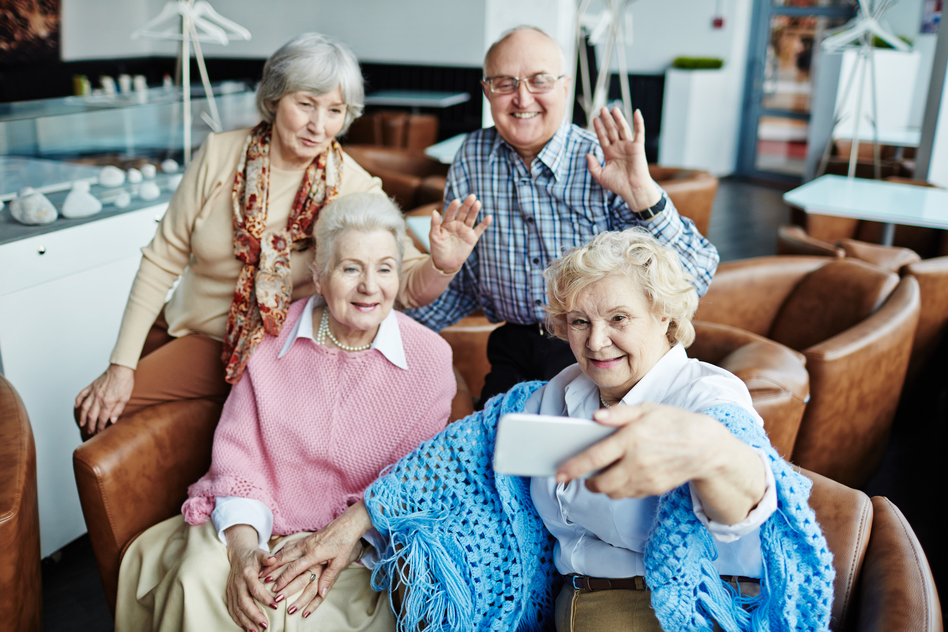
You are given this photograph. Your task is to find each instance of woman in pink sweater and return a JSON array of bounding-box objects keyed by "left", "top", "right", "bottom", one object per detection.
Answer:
[{"left": 114, "top": 193, "right": 456, "bottom": 632}]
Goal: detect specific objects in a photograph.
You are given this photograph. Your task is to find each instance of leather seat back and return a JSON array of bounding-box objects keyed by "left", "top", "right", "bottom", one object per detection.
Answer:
[{"left": 770, "top": 259, "right": 899, "bottom": 352}]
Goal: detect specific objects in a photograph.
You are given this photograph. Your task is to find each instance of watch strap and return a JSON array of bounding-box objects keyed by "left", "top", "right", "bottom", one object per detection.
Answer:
[{"left": 632, "top": 193, "right": 667, "bottom": 220}]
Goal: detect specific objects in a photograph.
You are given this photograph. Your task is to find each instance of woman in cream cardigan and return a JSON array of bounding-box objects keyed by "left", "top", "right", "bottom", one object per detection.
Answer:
[{"left": 75, "top": 32, "right": 488, "bottom": 436}]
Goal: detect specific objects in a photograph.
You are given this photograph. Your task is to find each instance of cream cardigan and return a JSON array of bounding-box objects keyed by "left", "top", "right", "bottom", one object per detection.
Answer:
[{"left": 110, "top": 128, "right": 438, "bottom": 369}]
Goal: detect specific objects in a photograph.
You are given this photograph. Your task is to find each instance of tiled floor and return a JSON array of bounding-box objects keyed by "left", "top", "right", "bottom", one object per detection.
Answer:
[{"left": 40, "top": 177, "right": 945, "bottom": 630}]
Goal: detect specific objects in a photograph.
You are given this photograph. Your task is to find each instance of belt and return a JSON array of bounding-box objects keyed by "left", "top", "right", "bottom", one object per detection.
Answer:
[{"left": 567, "top": 574, "right": 760, "bottom": 592}]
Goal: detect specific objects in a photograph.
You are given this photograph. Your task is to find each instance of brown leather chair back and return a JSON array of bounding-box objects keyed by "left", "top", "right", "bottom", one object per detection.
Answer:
[
  {"left": 770, "top": 259, "right": 900, "bottom": 352},
  {"left": 690, "top": 321, "right": 809, "bottom": 458},
  {"left": 0, "top": 374, "right": 42, "bottom": 632},
  {"left": 648, "top": 166, "right": 718, "bottom": 236},
  {"left": 777, "top": 225, "right": 845, "bottom": 258},
  {"left": 792, "top": 275, "right": 919, "bottom": 487},
  {"left": 344, "top": 145, "right": 448, "bottom": 209},
  {"left": 696, "top": 256, "right": 831, "bottom": 337},
  {"left": 439, "top": 313, "right": 503, "bottom": 401},
  {"left": 346, "top": 111, "right": 439, "bottom": 150},
  {"left": 903, "top": 257, "right": 948, "bottom": 382}
]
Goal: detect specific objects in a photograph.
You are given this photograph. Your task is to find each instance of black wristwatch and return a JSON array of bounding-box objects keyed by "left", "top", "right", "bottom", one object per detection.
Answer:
[{"left": 632, "top": 193, "right": 667, "bottom": 221}]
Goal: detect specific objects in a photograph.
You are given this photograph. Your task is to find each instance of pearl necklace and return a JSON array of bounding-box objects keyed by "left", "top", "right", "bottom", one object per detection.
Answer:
[
  {"left": 599, "top": 392, "right": 612, "bottom": 408},
  {"left": 317, "top": 308, "right": 371, "bottom": 352}
]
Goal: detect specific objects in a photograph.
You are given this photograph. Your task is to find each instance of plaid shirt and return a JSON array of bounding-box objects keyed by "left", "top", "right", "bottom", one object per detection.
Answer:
[{"left": 408, "top": 123, "right": 719, "bottom": 331}]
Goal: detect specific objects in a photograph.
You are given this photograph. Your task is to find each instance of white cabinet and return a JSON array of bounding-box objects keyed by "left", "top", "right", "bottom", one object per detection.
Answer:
[{"left": 0, "top": 204, "right": 165, "bottom": 557}]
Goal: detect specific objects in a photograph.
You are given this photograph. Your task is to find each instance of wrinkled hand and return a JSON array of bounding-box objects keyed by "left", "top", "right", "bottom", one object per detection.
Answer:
[
  {"left": 428, "top": 194, "right": 491, "bottom": 274},
  {"left": 556, "top": 402, "right": 721, "bottom": 499},
  {"left": 585, "top": 107, "right": 662, "bottom": 213},
  {"left": 225, "top": 526, "right": 277, "bottom": 632},
  {"left": 260, "top": 501, "right": 371, "bottom": 619},
  {"left": 74, "top": 364, "right": 135, "bottom": 435}
]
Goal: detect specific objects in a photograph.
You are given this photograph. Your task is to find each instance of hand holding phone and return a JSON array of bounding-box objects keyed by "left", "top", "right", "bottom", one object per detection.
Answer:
[{"left": 493, "top": 413, "right": 617, "bottom": 478}]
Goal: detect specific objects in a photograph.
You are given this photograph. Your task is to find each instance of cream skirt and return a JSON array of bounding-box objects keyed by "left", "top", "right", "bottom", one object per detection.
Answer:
[{"left": 115, "top": 515, "right": 395, "bottom": 632}]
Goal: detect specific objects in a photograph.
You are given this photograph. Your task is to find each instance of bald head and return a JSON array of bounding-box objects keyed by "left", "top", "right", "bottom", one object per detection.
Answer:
[{"left": 483, "top": 26, "right": 567, "bottom": 78}]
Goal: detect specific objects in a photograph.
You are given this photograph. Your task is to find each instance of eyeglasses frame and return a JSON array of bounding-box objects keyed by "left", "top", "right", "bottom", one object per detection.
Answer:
[{"left": 480, "top": 73, "right": 567, "bottom": 95}]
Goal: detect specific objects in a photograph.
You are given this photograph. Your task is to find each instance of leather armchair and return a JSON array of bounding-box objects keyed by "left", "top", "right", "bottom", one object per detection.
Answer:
[
  {"left": 696, "top": 257, "right": 921, "bottom": 488},
  {"left": 345, "top": 111, "right": 439, "bottom": 150},
  {"left": 648, "top": 166, "right": 718, "bottom": 236},
  {"left": 776, "top": 228, "right": 948, "bottom": 385},
  {"left": 343, "top": 145, "right": 448, "bottom": 210},
  {"left": 689, "top": 321, "right": 809, "bottom": 459},
  {"left": 802, "top": 468, "right": 942, "bottom": 631},
  {"left": 0, "top": 374, "right": 43, "bottom": 632}
]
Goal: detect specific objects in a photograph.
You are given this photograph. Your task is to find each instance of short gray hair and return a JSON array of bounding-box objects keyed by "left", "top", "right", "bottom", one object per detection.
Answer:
[
  {"left": 544, "top": 228, "right": 699, "bottom": 347},
  {"left": 311, "top": 193, "right": 406, "bottom": 284},
  {"left": 484, "top": 25, "right": 568, "bottom": 77},
  {"left": 256, "top": 33, "right": 364, "bottom": 134}
]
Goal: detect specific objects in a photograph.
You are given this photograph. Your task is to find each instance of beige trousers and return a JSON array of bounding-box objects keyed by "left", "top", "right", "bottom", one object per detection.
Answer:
[
  {"left": 115, "top": 515, "right": 395, "bottom": 632},
  {"left": 554, "top": 578, "right": 761, "bottom": 632}
]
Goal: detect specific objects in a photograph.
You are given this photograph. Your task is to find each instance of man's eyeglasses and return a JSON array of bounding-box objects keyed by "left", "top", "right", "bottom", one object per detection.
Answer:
[{"left": 481, "top": 74, "right": 565, "bottom": 95}]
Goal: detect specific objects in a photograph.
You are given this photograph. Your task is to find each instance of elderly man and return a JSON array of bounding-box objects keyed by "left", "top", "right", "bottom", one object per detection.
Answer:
[{"left": 409, "top": 26, "right": 719, "bottom": 404}]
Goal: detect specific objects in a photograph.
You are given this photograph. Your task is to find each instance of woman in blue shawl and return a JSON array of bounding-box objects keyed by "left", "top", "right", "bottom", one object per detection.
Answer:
[{"left": 365, "top": 229, "right": 835, "bottom": 632}]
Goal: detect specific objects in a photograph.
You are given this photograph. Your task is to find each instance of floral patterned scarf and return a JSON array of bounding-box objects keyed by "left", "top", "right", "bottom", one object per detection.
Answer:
[{"left": 222, "top": 121, "right": 343, "bottom": 384}]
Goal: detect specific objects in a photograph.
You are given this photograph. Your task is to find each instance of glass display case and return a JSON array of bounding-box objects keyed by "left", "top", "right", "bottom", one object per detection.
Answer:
[
  {"left": 0, "top": 80, "right": 258, "bottom": 164},
  {"left": 0, "top": 81, "right": 259, "bottom": 557}
]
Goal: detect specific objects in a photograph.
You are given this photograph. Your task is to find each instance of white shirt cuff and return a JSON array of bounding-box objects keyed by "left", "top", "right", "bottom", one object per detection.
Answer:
[
  {"left": 359, "top": 528, "right": 386, "bottom": 570},
  {"left": 212, "top": 496, "right": 274, "bottom": 551},
  {"left": 689, "top": 447, "right": 777, "bottom": 543}
]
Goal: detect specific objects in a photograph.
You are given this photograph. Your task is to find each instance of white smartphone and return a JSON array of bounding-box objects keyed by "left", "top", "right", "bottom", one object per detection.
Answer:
[{"left": 493, "top": 413, "right": 617, "bottom": 478}]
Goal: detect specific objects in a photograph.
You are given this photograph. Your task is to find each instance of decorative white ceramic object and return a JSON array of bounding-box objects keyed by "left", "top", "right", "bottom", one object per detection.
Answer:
[
  {"left": 127, "top": 168, "right": 143, "bottom": 184},
  {"left": 140, "top": 164, "right": 157, "bottom": 179},
  {"left": 99, "top": 166, "right": 126, "bottom": 187},
  {"left": 10, "top": 187, "right": 58, "bottom": 225},
  {"left": 140, "top": 181, "right": 161, "bottom": 201},
  {"left": 62, "top": 181, "right": 103, "bottom": 219},
  {"left": 160, "top": 159, "right": 179, "bottom": 174},
  {"left": 167, "top": 174, "right": 184, "bottom": 190},
  {"left": 114, "top": 191, "right": 132, "bottom": 208}
]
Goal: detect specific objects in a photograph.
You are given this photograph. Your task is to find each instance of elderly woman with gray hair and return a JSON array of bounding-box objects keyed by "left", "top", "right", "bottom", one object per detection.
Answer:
[
  {"left": 365, "top": 228, "right": 834, "bottom": 632},
  {"left": 115, "top": 193, "right": 456, "bottom": 632},
  {"left": 75, "top": 32, "right": 487, "bottom": 436}
]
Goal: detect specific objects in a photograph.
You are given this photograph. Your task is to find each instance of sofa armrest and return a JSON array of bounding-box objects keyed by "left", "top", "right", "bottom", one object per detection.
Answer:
[
  {"left": 857, "top": 497, "right": 943, "bottom": 632},
  {"left": 690, "top": 321, "right": 809, "bottom": 459},
  {"left": 73, "top": 398, "right": 222, "bottom": 613}
]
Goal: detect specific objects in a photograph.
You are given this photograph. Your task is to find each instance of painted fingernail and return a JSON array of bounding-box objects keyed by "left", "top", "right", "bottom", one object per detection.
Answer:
[
  {"left": 303, "top": 611, "right": 310, "bottom": 618},
  {"left": 274, "top": 594, "right": 284, "bottom": 603},
  {"left": 288, "top": 606, "right": 297, "bottom": 615},
  {"left": 260, "top": 623, "right": 268, "bottom": 630},
  {"left": 270, "top": 602, "right": 278, "bottom": 610},
  {"left": 265, "top": 576, "right": 273, "bottom": 583}
]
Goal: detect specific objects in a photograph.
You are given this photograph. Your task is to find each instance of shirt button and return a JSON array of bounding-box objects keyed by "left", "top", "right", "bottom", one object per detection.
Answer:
[
  {"left": 526, "top": 217, "right": 535, "bottom": 223},
  {"left": 535, "top": 299, "right": 542, "bottom": 305},
  {"left": 532, "top": 258, "right": 540, "bottom": 265}
]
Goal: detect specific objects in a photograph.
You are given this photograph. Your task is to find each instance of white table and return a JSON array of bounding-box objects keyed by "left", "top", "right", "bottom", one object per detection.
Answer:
[
  {"left": 424, "top": 133, "right": 467, "bottom": 164},
  {"left": 783, "top": 175, "right": 948, "bottom": 245},
  {"left": 363, "top": 90, "right": 470, "bottom": 114}
]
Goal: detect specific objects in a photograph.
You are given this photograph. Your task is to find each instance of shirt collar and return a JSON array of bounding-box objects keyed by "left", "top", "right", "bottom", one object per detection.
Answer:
[
  {"left": 277, "top": 296, "right": 408, "bottom": 370},
  {"left": 488, "top": 120, "right": 571, "bottom": 180},
  {"left": 562, "top": 345, "right": 685, "bottom": 416}
]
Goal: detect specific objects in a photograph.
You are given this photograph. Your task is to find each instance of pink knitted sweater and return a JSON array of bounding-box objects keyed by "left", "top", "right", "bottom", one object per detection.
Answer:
[{"left": 182, "top": 300, "right": 455, "bottom": 535}]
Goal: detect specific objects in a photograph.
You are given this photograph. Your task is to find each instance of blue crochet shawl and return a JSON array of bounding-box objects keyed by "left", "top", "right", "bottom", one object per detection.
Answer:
[{"left": 365, "top": 381, "right": 835, "bottom": 632}]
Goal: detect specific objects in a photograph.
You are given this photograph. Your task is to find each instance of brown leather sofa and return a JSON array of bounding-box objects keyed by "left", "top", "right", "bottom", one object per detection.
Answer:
[
  {"left": 696, "top": 256, "right": 920, "bottom": 488},
  {"left": 344, "top": 145, "right": 448, "bottom": 211},
  {"left": 74, "top": 398, "right": 943, "bottom": 631},
  {"left": 0, "top": 373, "right": 43, "bottom": 632},
  {"left": 689, "top": 321, "right": 809, "bottom": 459},
  {"left": 648, "top": 166, "right": 719, "bottom": 236},
  {"left": 778, "top": 226, "right": 948, "bottom": 384},
  {"left": 345, "top": 111, "right": 439, "bottom": 150}
]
